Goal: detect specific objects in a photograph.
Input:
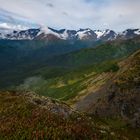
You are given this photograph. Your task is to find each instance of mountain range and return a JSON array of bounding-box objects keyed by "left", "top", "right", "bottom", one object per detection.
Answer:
[{"left": 0, "top": 26, "right": 140, "bottom": 41}]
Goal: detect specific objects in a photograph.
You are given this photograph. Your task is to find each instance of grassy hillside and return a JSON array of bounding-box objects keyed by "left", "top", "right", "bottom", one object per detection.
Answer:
[
  {"left": 18, "top": 60, "right": 119, "bottom": 102},
  {"left": 45, "top": 36, "right": 140, "bottom": 67},
  {"left": 74, "top": 48, "right": 140, "bottom": 128},
  {"left": 0, "top": 91, "right": 140, "bottom": 140},
  {"left": 0, "top": 40, "right": 100, "bottom": 88},
  {"left": 0, "top": 36, "right": 140, "bottom": 101},
  {"left": 16, "top": 36, "right": 140, "bottom": 101}
]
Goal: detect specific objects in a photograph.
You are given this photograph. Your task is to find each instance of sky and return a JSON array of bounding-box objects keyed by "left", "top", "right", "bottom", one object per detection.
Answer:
[{"left": 0, "top": 0, "right": 140, "bottom": 31}]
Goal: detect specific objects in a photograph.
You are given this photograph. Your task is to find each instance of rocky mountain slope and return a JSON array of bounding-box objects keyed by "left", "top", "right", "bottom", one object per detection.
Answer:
[
  {"left": 0, "top": 26, "right": 140, "bottom": 41},
  {"left": 75, "top": 48, "right": 140, "bottom": 128}
]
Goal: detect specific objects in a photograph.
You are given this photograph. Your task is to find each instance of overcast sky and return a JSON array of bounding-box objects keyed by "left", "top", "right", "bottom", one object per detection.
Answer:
[{"left": 0, "top": 0, "right": 140, "bottom": 31}]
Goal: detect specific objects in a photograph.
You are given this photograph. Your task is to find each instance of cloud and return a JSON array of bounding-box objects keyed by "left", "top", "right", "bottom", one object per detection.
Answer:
[
  {"left": 0, "top": 22, "right": 29, "bottom": 30},
  {"left": 62, "top": 12, "right": 68, "bottom": 16},
  {"left": 0, "top": 8, "right": 39, "bottom": 29},
  {"left": 46, "top": 3, "right": 54, "bottom": 8},
  {"left": 0, "top": 0, "right": 139, "bottom": 31}
]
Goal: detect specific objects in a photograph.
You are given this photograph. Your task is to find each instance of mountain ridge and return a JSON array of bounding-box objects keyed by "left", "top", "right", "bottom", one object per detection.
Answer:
[{"left": 0, "top": 26, "right": 140, "bottom": 41}]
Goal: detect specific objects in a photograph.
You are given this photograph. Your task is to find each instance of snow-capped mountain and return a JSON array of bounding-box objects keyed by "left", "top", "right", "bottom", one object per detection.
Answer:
[
  {"left": 118, "top": 29, "right": 140, "bottom": 39},
  {"left": 0, "top": 26, "right": 139, "bottom": 41},
  {"left": 0, "top": 28, "right": 40, "bottom": 40},
  {"left": 100, "top": 29, "right": 117, "bottom": 41},
  {"left": 76, "top": 28, "right": 97, "bottom": 40}
]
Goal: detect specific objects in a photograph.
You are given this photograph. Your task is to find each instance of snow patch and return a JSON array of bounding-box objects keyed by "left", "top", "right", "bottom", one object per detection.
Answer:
[
  {"left": 76, "top": 29, "right": 91, "bottom": 39},
  {"left": 94, "top": 30, "right": 104, "bottom": 38},
  {"left": 38, "top": 27, "right": 60, "bottom": 38},
  {"left": 134, "top": 29, "right": 140, "bottom": 35},
  {"left": 60, "top": 30, "right": 68, "bottom": 40}
]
